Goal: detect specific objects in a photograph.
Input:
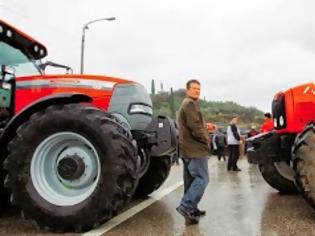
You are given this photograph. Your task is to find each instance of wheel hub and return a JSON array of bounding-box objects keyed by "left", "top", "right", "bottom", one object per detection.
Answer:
[{"left": 57, "top": 155, "right": 86, "bottom": 180}]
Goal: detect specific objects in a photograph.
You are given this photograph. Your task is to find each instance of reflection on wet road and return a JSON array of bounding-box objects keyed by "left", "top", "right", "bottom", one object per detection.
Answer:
[{"left": 105, "top": 158, "right": 315, "bottom": 236}]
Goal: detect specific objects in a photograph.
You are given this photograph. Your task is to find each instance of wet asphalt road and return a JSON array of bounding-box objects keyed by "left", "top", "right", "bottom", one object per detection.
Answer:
[
  {"left": 104, "top": 157, "right": 315, "bottom": 236},
  {"left": 1, "top": 157, "right": 315, "bottom": 235}
]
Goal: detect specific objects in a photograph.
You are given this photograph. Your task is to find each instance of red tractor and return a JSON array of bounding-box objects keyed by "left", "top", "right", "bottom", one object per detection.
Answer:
[
  {"left": 248, "top": 82, "right": 315, "bottom": 206},
  {"left": 0, "top": 19, "right": 176, "bottom": 232}
]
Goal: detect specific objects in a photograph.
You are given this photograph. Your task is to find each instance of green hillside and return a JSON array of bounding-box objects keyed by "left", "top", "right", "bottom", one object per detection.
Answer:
[{"left": 152, "top": 89, "right": 264, "bottom": 129}]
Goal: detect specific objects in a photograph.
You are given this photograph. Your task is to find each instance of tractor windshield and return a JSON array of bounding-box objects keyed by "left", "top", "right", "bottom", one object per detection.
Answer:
[{"left": 0, "top": 41, "right": 41, "bottom": 76}]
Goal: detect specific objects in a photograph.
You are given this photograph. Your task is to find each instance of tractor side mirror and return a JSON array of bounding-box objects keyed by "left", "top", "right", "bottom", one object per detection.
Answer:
[{"left": 40, "top": 61, "right": 73, "bottom": 74}]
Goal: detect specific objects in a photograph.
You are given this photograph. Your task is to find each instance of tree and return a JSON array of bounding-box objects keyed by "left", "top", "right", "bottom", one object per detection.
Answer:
[
  {"left": 152, "top": 88, "right": 263, "bottom": 126},
  {"left": 169, "top": 87, "right": 175, "bottom": 118}
]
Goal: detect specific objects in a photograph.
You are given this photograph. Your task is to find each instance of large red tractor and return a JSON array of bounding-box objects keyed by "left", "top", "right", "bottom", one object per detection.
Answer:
[
  {"left": 248, "top": 82, "right": 315, "bottom": 206},
  {"left": 0, "top": 19, "right": 176, "bottom": 232}
]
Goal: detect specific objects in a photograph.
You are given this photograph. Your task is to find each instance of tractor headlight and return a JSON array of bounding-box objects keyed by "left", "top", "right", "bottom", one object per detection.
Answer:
[
  {"left": 129, "top": 104, "right": 153, "bottom": 115},
  {"left": 279, "top": 115, "right": 284, "bottom": 126},
  {"left": 274, "top": 118, "right": 278, "bottom": 128}
]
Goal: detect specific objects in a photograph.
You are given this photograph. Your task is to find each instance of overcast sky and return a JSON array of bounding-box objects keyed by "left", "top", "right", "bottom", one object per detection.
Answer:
[{"left": 1, "top": 0, "right": 315, "bottom": 112}]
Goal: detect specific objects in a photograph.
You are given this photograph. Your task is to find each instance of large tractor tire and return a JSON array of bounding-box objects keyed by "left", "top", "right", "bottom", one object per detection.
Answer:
[
  {"left": 0, "top": 167, "right": 9, "bottom": 211},
  {"left": 259, "top": 159, "right": 297, "bottom": 194},
  {"left": 134, "top": 155, "right": 172, "bottom": 198},
  {"left": 293, "top": 122, "right": 315, "bottom": 208},
  {"left": 3, "top": 104, "right": 138, "bottom": 232}
]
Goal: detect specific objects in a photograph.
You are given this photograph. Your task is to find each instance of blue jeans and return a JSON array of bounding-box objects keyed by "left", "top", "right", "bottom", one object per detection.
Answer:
[{"left": 180, "top": 158, "right": 209, "bottom": 211}]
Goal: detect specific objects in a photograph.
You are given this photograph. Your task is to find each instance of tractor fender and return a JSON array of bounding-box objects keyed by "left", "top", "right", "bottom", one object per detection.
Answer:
[
  {"left": 0, "top": 93, "right": 92, "bottom": 146},
  {"left": 110, "top": 112, "right": 132, "bottom": 131},
  {"left": 274, "top": 161, "right": 295, "bottom": 182}
]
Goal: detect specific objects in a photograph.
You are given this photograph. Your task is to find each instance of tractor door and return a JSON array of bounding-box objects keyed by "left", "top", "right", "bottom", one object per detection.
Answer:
[{"left": 0, "top": 65, "right": 15, "bottom": 127}]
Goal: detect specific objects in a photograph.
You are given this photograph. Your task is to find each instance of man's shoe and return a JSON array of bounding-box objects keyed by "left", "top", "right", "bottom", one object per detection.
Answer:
[
  {"left": 185, "top": 217, "right": 199, "bottom": 225},
  {"left": 176, "top": 206, "right": 198, "bottom": 220},
  {"left": 194, "top": 209, "right": 206, "bottom": 217},
  {"left": 233, "top": 167, "right": 242, "bottom": 171}
]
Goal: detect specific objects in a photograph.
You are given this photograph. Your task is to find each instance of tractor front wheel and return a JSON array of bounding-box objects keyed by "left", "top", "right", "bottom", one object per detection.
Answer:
[
  {"left": 134, "top": 155, "right": 172, "bottom": 198},
  {"left": 3, "top": 104, "right": 137, "bottom": 232},
  {"left": 293, "top": 122, "right": 315, "bottom": 208},
  {"left": 259, "top": 159, "right": 297, "bottom": 194}
]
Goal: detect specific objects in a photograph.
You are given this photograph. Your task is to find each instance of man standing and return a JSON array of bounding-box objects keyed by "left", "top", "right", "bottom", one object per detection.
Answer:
[
  {"left": 176, "top": 79, "right": 210, "bottom": 225},
  {"left": 227, "top": 117, "right": 242, "bottom": 171},
  {"left": 260, "top": 113, "right": 274, "bottom": 133},
  {"left": 212, "top": 128, "right": 227, "bottom": 161}
]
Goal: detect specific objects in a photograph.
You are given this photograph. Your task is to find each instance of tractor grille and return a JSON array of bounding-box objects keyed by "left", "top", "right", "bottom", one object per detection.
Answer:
[{"left": 272, "top": 93, "right": 286, "bottom": 130}]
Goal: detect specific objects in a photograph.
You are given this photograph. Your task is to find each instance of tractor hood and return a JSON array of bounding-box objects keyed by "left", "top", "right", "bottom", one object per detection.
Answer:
[{"left": 15, "top": 74, "right": 133, "bottom": 90}]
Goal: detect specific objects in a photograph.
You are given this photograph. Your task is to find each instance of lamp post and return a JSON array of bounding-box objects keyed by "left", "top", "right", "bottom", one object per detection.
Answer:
[{"left": 80, "top": 17, "right": 116, "bottom": 74}]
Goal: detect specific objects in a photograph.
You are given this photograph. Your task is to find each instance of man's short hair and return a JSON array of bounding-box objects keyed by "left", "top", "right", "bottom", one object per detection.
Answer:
[
  {"left": 186, "top": 79, "right": 200, "bottom": 89},
  {"left": 264, "top": 112, "right": 272, "bottom": 118}
]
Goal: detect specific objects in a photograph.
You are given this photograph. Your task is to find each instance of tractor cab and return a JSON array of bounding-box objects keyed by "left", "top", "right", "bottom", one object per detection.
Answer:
[
  {"left": 0, "top": 20, "right": 72, "bottom": 127},
  {"left": 0, "top": 20, "right": 47, "bottom": 126},
  {"left": 0, "top": 20, "right": 72, "bottom": 85},
  {"left": 0, "top": 19, "right": 47, "bottom": 73},
  {"left": 0, "top": 65, "right": 15, "bottom": 127}
]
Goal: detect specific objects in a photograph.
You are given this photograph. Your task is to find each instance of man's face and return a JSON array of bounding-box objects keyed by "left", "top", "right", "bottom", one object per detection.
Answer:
[{"left": 186, "top": 82, "right": 200, "bottom": 100}]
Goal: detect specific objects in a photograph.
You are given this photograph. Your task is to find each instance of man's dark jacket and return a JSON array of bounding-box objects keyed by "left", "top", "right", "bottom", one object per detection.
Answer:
[{"left": 178, "top": 97, "right": 210, "bottom": 158}]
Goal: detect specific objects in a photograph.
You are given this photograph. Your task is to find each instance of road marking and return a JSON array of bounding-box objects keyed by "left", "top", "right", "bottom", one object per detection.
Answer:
[{"left": 82, "top": 181, "right": 183, "bottom": 236}]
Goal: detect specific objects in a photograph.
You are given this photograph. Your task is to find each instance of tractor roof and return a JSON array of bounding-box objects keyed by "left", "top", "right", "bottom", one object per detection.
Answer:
[{"left": 0, "top": 19, "right": 47, "bottom": 60}]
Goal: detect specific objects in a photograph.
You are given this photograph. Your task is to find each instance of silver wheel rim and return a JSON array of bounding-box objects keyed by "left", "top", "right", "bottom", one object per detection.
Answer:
[{"left": 31, "top": 132, "right": 101, "bottom": 206}]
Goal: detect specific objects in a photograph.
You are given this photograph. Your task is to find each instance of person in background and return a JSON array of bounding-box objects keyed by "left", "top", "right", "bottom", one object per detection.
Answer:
[
  {"left": 212, "top": 128, "right": 227, "bottom": 161},
  {"left": 247, "top": 126, "right": 259, "bottom": 138},
  {"left": 245, "top": 125, "right": 259, "bottom": 156},
  {"left": 260, "top": 113, "right": 274, "bottom": 133},
  {"left": 227, "top": 117, "right": 242, "bottom": 171},
  {"left": 176, "top": 79, "right": 210, "bottom": 225}
]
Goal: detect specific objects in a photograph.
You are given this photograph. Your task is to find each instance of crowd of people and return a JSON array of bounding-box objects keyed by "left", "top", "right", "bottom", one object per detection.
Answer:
[
  {"left": 175, "top": 79, "right": 275, "bottom": 226},
  {"left": 208, "top": 112, "right": 274, "bottom": 170}
]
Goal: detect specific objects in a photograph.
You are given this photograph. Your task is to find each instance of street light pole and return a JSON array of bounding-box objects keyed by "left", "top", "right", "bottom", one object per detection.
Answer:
[{"left": 80, "top": 17, "right": 116, "bottom": 74}]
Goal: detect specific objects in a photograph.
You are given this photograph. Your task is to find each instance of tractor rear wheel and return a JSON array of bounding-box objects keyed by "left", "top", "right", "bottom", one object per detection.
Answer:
[
  {"left": 293, "top": 122, "right": 315, "bottom": 208},
  {"left": 3, "top": 104, "right": 137, "bottom": 232},
  {"left": 259, "top": 159, "right": 297, "bottom": 194},
  {"left": 134, "top": 155, "right": 172, "bottom": 198}
]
